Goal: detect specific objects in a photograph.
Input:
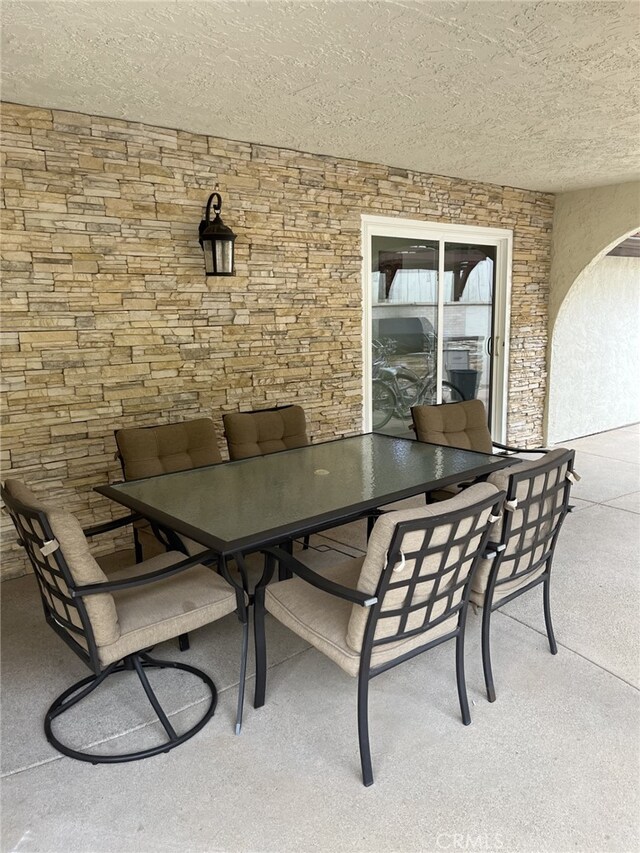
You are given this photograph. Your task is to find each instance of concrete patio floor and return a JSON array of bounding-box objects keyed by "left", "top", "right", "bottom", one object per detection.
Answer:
[{"left": 1, "top": 425, "right": 639, "bottom": 852}]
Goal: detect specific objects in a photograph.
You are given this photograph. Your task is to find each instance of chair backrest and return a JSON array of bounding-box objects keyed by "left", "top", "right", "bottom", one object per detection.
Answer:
[
  {"left": 346, "top": 482, "right": 503, "bottom": 661},
  {"left": 223, "top": 405, "right": 309, "bottom": 461},
  {"left": 1, "top": 480, "right": 120, "bottom": 670},
  {"left": 115, "top": 418, "right": 222, "bottom": 480},
  {"left": 411, "top": 399, "right": 492, "bottom": 454},
  {"left": 484, "top": 447, "right": 576, "bottom": 593}
]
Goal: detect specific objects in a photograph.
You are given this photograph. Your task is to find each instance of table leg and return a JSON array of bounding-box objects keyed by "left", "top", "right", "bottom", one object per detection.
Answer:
[{"left": 253, "top": 551, "right": 275, "bottom": 708}]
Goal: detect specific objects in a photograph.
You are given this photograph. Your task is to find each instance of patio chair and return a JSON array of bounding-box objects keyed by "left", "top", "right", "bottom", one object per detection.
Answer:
[
  {"left": 115, "top": 417, "right": 223, "bottom": 562},
  {"left": 469, "top": 447, "right": 577, "bottom": 702},
  {"left": 411, "top": 399, "right": 548, "bottom": 501},
  {"left": 253, "top": 481, "right": 505, "bottom": 786},
  {"left": 411, "top": 399, "right": 548, "bottom": 456},
  {"left": 223, "top": 404, "right": 309, "bottom": 460},
  {"left": 1, "top": 478, "right": 249, "bottom": 763},
  {"left": 223, "top": 405, "right": 311, "bottom": 555}
]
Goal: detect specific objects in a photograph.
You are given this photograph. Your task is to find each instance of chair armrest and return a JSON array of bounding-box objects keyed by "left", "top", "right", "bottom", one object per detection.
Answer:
[
  {"left": 70, "top": 548, "right": 221, "bottom": 596},
  {"left": 492, "top": 441, "right": 549, "bottom": 456},
  {"left": 82, "top": 513, "right": 141, "bottom": 538},
  {"left": 261, "top": 546, "right": 377, "bottom": 607}
]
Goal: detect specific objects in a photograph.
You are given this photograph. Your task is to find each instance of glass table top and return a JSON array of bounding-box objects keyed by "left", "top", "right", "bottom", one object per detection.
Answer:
[{"left": 98, "top": 433, "right": 512, "bottom": 553}]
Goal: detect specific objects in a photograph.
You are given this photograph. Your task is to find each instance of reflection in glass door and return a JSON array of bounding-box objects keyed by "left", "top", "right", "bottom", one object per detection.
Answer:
[
  {"left": 364, "top": 217, "right": 511, "bottom": 441},
  {"left": 442, "top": 243, "right": 496, "bottom": 421},
  {"left": 371, "top": 236, "right": 442, "bottom": 434}
]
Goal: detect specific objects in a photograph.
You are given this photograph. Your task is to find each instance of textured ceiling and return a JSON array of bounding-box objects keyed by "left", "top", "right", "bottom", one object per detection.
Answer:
[{"left": 1, "top": 0, "right": 639, "bottom": 192}]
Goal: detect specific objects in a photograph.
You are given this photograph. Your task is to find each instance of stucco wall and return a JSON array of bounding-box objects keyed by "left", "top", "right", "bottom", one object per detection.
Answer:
[
  {"left": 548, "top": 181, "right": 640, "bottom": 336},
  {"left": 548, "top": 256, "right": 640, "bottom": 442},
  {"left": 0, "top": 102, "right": 554, "bottom": 579}
]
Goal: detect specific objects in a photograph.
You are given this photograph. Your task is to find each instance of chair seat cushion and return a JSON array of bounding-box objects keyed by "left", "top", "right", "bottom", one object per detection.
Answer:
[
  {"left": 470, "top": 557, "right": 545, "bottom": 606},
  {"left": 97, "top": 552, "right": 237, "bottom": 666},
  {"left": 265, "top": 561, "right": 458, "bottom": 677}
]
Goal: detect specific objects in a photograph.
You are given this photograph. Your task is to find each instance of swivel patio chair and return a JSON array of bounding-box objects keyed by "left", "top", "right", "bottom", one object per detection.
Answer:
[
  {"left": 411, "top": 399, "right": 548, "bottom": 501},
  {"left": 468, "top": 447, "right": 578, "bottom": 702},
  {"left": 253, "top": 481, "right": 505, "bottom": 786},
  {"left": 1, "top": 478, "right": 249, "bottom": 763},
  {"left": 115, "top": 417, "right": 223, "bottom": 562}
]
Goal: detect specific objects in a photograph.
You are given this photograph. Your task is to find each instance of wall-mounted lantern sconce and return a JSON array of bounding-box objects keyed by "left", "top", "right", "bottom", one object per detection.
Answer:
[{"left": 198, "top": 192, "right": 236, "bottom": 275}]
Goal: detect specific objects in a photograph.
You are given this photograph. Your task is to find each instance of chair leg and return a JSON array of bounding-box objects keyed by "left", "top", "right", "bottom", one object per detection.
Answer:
[
  {"left": 302, "top": 534, "right": 310, "bottom": 550},
  {"left": 543, "top": 575, "right": 558, "bottom": 655},
  {"left": 357, "top": 671, "right": 374, "bottom": 787},
  {"left": 235, "top": 619, "right": 249, "bottom": 734},
  {"left": 134, "top": 529, "right": 143, "bottom": 564},
  {"left": 131, "top": 654, "right": 177, "bottom": 740},
  {"left": 178, "top": 633, "right": 190, "bottom": 652},
  {"left": 253, "top": 585, "right": 268, "bottom": 709},
  {"left": 481, "top": 602, "right": 496, "bottom": 703},
  {"left": 455, "top": 627, "right": 471, "bottom": 726}
]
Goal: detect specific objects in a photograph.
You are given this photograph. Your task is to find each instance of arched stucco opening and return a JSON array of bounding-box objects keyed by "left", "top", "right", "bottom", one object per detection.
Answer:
[
  {"left": 545, "top": 182, "right": 640, "bottom": 443},
  {"left": 547, "top": 227, "right": 640, "bottom": 442}
]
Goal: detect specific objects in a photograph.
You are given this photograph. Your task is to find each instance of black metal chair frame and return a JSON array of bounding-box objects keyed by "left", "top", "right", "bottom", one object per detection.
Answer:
[
  {"left": 479, "top": 448, "right": 576, "bottom": 702},
  {"left": 253, "top": 488, "right": 505, "bottom": 786},
  {"left": 1, "top": 484, "right": 249, "bottom": 763}
]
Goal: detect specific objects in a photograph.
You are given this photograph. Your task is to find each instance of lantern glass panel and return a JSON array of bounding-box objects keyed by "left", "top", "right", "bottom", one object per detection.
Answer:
[
  {"left": 216, "top": 240, "right": 233, "bottom": 274},
  {"left": 203, "top": 242, "right": 214, "bottom": 274}
]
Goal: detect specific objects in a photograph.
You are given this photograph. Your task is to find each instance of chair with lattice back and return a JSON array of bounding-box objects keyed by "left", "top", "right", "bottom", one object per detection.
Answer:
[
  {"left": 468, "top": 447, "right": 578, "bottom": 702},
  {"left": 1, "top": 478, "right": 249, "bottom": 763},
  {"left": 253, "top": 481, "right": 505, "bottom": 786}
]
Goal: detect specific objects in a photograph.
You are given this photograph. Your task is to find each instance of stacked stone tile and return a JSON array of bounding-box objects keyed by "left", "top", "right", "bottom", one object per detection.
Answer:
[{"left": 0, "top": 102, "right": 554, "bottom": 579}]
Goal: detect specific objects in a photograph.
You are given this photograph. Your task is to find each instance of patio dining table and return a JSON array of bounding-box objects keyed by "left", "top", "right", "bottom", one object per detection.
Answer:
[
  {"left": 96, "top": 432, "right": 516, "bottom": 706},
  {"left": 96, "top": 432, "right": 515, "bottom": 561}
]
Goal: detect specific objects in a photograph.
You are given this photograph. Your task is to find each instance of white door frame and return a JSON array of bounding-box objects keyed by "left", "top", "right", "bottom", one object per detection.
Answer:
[{"left": 361, "top": 215, "right": 513, "bottom": 442}]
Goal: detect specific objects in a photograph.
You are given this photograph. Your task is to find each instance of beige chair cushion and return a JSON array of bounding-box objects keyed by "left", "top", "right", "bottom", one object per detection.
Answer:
[
  {"left": 115, "top": 418, "right": 222, "bottom": 480},
  {"left": 347, "top": 481, "right": 499, "bottom": 652},
  {"left": 266, "top": 482, "right": 499, "bottom": 677},
  {"left": 98, "top": 551, "right": 237, "bottom": 666},
  {"left": 223, "top": 405, "right": 308, "bottom": 460},
  {"left": 470, "top": 447, "right": 572, "bottom": 605},
  {"left": 3, "top": 478, "right": 45, "bottom": 511},
  {"left": 265, "top": 562, "right": 458, "bottom": 677},
  {"left": 412, "top": 400, "right": 493, "bottom": 453},
  {"left": 3, "top": 479, "right": 120, "bottom": 648},
  {"left": 116, "top": 419, "right": 219, "bottom": 557}
]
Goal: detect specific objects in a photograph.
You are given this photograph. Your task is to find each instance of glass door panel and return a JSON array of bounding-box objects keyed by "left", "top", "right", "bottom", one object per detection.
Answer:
[
  {"left": 442, "top": 242, "right": 496, "bottom": 419},
  {"left": 371, "top": 236, "right": 439, "bottom": 437}
]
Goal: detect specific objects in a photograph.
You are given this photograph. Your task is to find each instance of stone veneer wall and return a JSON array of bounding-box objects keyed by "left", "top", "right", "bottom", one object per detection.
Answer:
[{"left": 0, "top": 102, "right": 554, "bottom": 579}]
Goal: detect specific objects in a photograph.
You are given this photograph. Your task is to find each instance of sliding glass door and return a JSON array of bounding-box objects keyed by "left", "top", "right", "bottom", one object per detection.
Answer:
[{"left": 363, "top": 217, "right": 512, "bottom": 442}]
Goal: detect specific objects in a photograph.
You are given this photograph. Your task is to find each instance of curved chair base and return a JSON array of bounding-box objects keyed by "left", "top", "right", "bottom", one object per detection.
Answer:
[{"left": 45, "top": 652, "right": 217, "bottom": 764}]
